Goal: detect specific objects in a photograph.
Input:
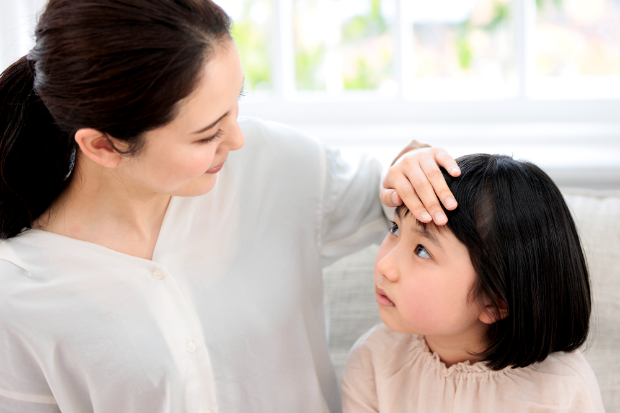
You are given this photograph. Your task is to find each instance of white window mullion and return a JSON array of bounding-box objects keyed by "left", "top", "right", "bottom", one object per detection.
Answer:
[
  {"left": 271, "top": 0, "right": 296, "bottom": 100},
  {"left": 514, "top": 0, "right": 536, "bottom": 100},
  {"left": 395, "top": 0, "right": 413, "bottom": 100}
]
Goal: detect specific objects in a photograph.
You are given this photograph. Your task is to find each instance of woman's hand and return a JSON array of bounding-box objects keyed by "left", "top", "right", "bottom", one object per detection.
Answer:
[{"left": 381, "top": 147, "right": 460, "bottom": 225}]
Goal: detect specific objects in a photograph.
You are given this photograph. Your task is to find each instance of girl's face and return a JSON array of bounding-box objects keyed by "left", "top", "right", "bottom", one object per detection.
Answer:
[
  {"left": 374, "top": 209, "right": 488, "bottom": 338},
  {"left": 115, "top": 41, "right": 245, "bottom": 198}
]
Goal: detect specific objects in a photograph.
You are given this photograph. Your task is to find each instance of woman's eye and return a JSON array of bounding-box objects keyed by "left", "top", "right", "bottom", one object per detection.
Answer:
[
  {"left": 198, "top": 129, "right": 223, "bottom": 144},
  {"left": 415, "top": 245, "right": 431, "bottom": 259},
  {"left": 389, "top": 221, "right": 399, "bottom": 236}
]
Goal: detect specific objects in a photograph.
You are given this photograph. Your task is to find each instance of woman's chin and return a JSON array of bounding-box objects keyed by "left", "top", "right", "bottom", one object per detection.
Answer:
[{"left": 171, "top": 174, "right": 218, "bottom": 198}]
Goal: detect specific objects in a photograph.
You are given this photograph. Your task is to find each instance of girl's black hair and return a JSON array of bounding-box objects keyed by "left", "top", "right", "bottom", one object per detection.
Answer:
[
  {"left": 442, "top": 154, "right": 591, "bottom": 370},
  {"left": 0, "top": 0, "right": 232, "bottom": 239}
]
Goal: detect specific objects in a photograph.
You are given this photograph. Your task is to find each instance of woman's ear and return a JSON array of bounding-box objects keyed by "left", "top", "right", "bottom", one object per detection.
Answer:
[
  {"left": 478, "top": 300, "right": 508, "bottom": 324},
  {"left": 74, "top": 128, "right": 123, "bottom": 168}
]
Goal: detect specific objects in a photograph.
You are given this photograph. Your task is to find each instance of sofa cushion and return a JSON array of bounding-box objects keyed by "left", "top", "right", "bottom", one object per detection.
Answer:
[{"left": 563, "top": 188, "right": 620, "bottom": 412}]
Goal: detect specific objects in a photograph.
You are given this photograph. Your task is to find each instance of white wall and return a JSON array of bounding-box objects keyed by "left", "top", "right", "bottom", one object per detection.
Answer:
[{"left": 0, "top": 0, "right": 47, "bottom": 71}]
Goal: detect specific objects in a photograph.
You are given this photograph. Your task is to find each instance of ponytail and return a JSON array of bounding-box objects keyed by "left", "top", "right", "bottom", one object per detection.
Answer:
[{"left": 0, "top": 56, "right": 74, "bottom": 239}]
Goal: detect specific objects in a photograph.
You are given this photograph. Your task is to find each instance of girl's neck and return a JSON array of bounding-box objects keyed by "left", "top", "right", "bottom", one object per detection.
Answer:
[
  {"left": 34, "top": 154, "right": 171, "bottom": 260},
  {"left": 424, "top": 322, "right": 489, "bottom": 368}
]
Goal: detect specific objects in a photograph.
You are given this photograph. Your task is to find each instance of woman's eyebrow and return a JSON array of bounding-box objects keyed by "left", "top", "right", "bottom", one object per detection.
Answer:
[
  {"left": 192, "top": 111, "right": 229, "bottom": 134},
  {"left": 413, "top": 222, "right": 445, "bottom": 253}
]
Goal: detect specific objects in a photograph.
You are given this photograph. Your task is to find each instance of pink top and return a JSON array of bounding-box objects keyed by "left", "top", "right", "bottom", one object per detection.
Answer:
[{"left": 342, "top": 324, "right": 605, "bottom": 413}]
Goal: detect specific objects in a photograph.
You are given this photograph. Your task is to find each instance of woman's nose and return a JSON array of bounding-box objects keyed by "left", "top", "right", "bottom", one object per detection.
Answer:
[{"left": 224, "top": 119, "right": 245, "bottom": 152}]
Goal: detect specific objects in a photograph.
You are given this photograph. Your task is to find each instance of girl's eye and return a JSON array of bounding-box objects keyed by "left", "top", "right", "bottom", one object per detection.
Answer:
[
  {"left": 198, "top": 129, "right": 223, "bottom": 144},
  {"left": 415, "top": 245, "right": 431, "bottom": 259},
  {"left": 389, "top": 221, "right": 399, "bottom": 236}
]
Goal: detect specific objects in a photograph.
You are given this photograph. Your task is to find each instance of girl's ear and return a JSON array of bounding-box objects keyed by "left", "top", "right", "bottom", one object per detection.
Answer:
[
  {"left": 478, "top": 300, "right": 508, "bottom": 324},
  {"left": 75, "top": 128, "right": 123, "bottom": 168}
]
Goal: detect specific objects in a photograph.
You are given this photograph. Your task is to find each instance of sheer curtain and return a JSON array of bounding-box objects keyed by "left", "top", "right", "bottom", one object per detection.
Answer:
[{"left": 0, "top": 0, "right": 47, "bottom": 72}]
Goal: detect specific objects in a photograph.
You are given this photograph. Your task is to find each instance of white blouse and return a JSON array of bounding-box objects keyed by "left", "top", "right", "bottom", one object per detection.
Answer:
[
  {"left": 0, "top": 118, "right": 390, "bottom": 413},
  {"left": 342, "top": 324, "right": 605, "bottom": 413}
]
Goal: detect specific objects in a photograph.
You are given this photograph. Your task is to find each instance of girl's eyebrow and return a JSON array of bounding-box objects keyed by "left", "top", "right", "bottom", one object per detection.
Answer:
[
  {"left": 396, "top": 205, "right": 446, "bottom": 252},
  {"left": 413, "top": 222, "right": 445, "bottom": 253}
]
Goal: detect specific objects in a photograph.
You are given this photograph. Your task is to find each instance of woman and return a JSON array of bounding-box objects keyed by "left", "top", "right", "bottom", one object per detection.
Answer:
[{"left": 0, "top": 1, "right": 459, "bottom": 412}]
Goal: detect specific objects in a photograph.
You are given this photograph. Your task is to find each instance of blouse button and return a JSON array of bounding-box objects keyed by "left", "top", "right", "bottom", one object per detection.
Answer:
[
  {"left": 186, "top": 341, "right": 197, "bottom": 354},
  {"left": 152, "top": 269, "right": 165, "bottom": 280}
]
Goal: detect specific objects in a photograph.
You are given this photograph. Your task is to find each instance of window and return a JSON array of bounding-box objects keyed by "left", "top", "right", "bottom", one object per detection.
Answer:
[{"left": 215, "top": 0, "right": 620, "bottom": 126}]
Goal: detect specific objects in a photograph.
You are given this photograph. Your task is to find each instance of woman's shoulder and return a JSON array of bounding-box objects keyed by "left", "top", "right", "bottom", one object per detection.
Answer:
[
  {"left": 0, "top": 239, "right": 32, "bottom": 279},
  {"left": 229, "top": 117, "right": 326, "bottom": 181},
  {"left": 237, "top": 116, "right": 322, "bottom": 155},
  {"left": 0, "top": 243, "right": 33, "bottom": 319}
]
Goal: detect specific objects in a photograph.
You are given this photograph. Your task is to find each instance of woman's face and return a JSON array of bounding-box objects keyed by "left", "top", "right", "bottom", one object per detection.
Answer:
[
  {"left": 116, "top": 40, "right": 245, "bottom": 197},
  {"left": 374, "top": 208, "right": 486, "bottom": 338}
]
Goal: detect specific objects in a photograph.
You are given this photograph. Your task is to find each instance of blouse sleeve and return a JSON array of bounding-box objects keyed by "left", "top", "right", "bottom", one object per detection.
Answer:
[
  {"left": 318, "top": 145, "right": 389, "bottom": 267},
  {"left": 0, "top": 262, "right": 60, "bottom": 413}
]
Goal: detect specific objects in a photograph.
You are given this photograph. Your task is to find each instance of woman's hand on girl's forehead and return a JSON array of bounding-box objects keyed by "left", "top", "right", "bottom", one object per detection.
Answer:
[{"left": 381, "top": 147, "right": 460, "bottom": 226}]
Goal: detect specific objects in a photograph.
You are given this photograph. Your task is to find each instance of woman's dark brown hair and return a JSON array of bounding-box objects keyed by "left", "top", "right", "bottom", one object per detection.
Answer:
[{"left": 0, "top": 0, "right": 232, "bottom": 239}]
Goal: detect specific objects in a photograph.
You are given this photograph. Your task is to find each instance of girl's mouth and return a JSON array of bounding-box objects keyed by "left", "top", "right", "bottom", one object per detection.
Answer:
[{"left": 375, "top": 285, "right": 395, "bottom": 307}]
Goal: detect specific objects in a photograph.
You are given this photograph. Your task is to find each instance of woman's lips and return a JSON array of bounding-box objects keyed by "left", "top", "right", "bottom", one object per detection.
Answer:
[
  {"left": 206, "top": 161, "right": 225, "bottom": 174},
  {"left": 375, "top": 285, "right": 395, "bottom": 307}
]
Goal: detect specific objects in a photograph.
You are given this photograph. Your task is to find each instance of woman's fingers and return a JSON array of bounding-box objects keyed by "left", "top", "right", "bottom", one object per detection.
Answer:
[
  {"left": 420, "top": 157, "right": 458, "bottom": 211},
  {"left": 380, "top": 187, "right": 403, "bottom": 207},
  {"left": 435, "top": 149, "right": 461, "bottom": 177},
  {"left": 390, "top": 174, "right": 432, "bottom": 222},
  {"left": 382, "top": 147, "right": 459, "bottom": 225},
  {"left": 400, "top": 161, "right": 447, "bottom": 225}
]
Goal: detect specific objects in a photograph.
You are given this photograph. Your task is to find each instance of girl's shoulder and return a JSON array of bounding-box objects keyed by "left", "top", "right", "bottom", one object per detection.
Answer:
[
  {"left": 343, "top": 324, "right": 605, "bottom": 413},
  {"left": 345, "top": 324, "right": 501, "bottom": 380},
  {"left": 521, "top": 350, "right": 605, "bottom": 408},
  {"left": 344, "top": 323, "right": 428, "bottom": 378}
]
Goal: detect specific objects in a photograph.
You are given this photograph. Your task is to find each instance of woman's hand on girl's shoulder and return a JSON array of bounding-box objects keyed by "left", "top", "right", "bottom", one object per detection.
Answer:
[{"left": 381, "top": 147, "right": 460, "bottom": 225}]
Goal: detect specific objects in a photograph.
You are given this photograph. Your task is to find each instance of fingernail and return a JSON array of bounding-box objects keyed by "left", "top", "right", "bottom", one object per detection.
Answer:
[
  {"left": 421, "top": 212, "right": 432, "bottom": 221},
  {"left": 390, "top": 191, "right": 399, "bottom": 205},
  {"left": 450, "top": 166, "right": 460, "bottom": 173},
  {"left": 445, "top": 197, "right": 456, "bottom": 208},
  {"left": 435, "top": 212, "right": 447, "bottom": 224}
]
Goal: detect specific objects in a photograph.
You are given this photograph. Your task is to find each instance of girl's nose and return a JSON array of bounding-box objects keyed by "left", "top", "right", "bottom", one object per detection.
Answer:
[{"left": 376, "top": 247, "right": 400, "bottom": 283}]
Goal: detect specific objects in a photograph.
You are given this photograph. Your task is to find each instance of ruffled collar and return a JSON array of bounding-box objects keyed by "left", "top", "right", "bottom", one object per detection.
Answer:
[{"left": 414, "top": 335, "right": 509, "bottom": 379}]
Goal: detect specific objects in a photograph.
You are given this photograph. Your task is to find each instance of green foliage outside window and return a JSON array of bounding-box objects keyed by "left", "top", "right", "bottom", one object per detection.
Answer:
[
  {"left": 294, "top": 0, "right": 392, "bottom": 91},
  {"left": 295, "top": 44, "right": 326, "bottom": 90},
  {"left": 453, "top": 1, "right": 510, "bottom": 70},
  {"left": 230, "top": 3, "right": 271, "bottom": 91}
]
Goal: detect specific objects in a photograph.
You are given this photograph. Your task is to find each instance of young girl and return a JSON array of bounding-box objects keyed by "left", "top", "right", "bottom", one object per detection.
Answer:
[{"left": 342, "top": 154, "right": 605, "bottom": 412}]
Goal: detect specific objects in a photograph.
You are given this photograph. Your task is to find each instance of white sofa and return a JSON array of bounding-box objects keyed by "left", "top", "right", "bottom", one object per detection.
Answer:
[{"left": 324, "top": 188, "right": 620, "bottom": 412}]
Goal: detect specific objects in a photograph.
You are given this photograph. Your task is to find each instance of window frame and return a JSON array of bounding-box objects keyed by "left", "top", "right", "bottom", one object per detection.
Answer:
[{"left": 238, "top": 0, "right": 620, "bottom": 125}]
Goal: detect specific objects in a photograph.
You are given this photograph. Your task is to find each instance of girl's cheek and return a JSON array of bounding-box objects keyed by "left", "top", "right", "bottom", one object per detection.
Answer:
[{"left": 400, "top": 282, "right": 440, "bottom": 328}]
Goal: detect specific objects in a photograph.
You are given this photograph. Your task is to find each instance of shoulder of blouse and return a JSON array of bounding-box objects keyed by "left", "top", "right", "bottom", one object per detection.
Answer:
[
  {"left": 237, "top": 116, "right": 323, "bottom": 154},
  {"left": 0, "top": 251, "right": 33, "bottom": 323},
  {"left": 0, "top": 240, "right": 32, "bottom": 279}
]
